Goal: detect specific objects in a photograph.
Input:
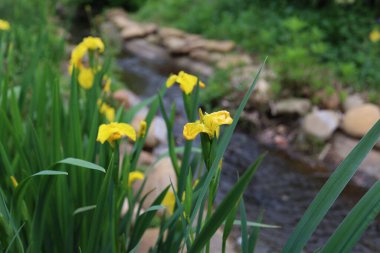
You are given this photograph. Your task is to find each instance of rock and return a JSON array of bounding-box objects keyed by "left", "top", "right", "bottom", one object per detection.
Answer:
[
  {"left": 162, "top": 36, "right": 188, "bottom": 53},
  {"left": 99, "top": 21, "right": 123, "bottom": 49},
  {"left": 189, "top": 39, "right": 236, "bottom": 52},
  {"left": 124, "top": 39, "right": 171, "bottom": 63},
  {"left": 145, "top": 34, "right": 161, "bottom": 44},
  {"left": 343, "top": 94, "right": 364, "bottom": 112},
  {"left": 189, "top": 49, "right": 213, "bottom": 63},
  {"left": 175, "top": 57, "right": 214, "bottom": 77},
  {"left": 158, "top": 27, "right": 186, "bottom": 38},
  {"left": 132, "top": 115, "right": 167, "bottom": 148},
  {"left": 341, "top": 103, "right": 380, "bottom": 138},
  {"left": 122, "top": 23, "right": 157, "bottom": 40},
  {"left": 120, "top": 142, "right": 155, "bottom": 167},
  {"left": 328, "top": 132, "right": 380, "bottom": 187},
  {"left": 315, "top": 90, "right": 340, "bottom": 110},
  {"left": 137, "top": 228, "right": 160, "bottom": 253},
  {"left": 140, "top": 157, "right": 177, "bottom": 209},
  {"left": 113, "top": 89, "right": 141, "bottom": 109},
  {"left": 217, "top": 54, "right": 252, "bottom": 69},
  {"left": 208, "top": 229, "right": 236, "bottom": 253},
  {"left": 302, "top": 110, "right": 341, "bottom": 140},
  {"left": 270, "top": 98, "right": 311, "bottom": 116}
]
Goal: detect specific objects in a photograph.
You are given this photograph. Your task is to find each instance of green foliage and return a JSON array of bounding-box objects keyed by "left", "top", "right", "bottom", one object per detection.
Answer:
[{"left": 137, "top": 0, "right": 380, "bottom": 92}]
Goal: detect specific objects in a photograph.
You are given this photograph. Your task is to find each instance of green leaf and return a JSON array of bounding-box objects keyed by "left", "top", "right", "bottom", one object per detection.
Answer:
[
  {"left": 73, "top": 205, "right": 97, "bottom": 216},
  {"left": 56, "top": 158, "right": 105, "bottom": 173},
  {"left": 189, "top": 154, "right": 265, "bottom": 253},
  {"left": 32, "top": 170, "right": 68, "bottom": 176},
  {"left": 232, "top": 220, "right": 279, "bottom": 228},
  {"left": 321, "top": 180, "right": 380, "bottom": 253},
  {"left": 282, "top": 120, "right": 380, "bottom": 253}
]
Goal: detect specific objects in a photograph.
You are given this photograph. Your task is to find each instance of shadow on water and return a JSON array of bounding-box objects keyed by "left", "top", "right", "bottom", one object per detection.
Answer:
[{"left": 117, "top": 51, "right": 380, "bottom": 253}]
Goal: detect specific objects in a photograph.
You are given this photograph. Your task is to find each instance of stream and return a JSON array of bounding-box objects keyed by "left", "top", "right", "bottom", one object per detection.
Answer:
[{"left": 117, "top": 51, "right": 380, "bottom": 253}]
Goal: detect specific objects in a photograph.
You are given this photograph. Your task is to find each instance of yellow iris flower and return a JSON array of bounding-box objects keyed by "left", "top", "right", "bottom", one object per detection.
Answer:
[
  {"left": 166, "top": 71, "right": 206, "bottom": 95},
  {"left": 183, "top": 109, "right": 233, "bottom": 140},
  {"left": 69, "top": 43, "right": 88, "bottom": 70},
  {"left": 82, "top": 36, "right": 105, "bottom": 52},
  {"left": 97, "top": 122, "right": 136, "bottom": 145},
  {"left": 97, "top": 100, "right": 115, "bottom": 122},
  {"left": 162, "top": 191, "right": 176, "bottom": 214},
  {"left": 0, "top": 19, "right": 10, "bottom": 31},
  {"left": 137, "top": 120, "right": 147, "bottom": 138},
  {"left": 78, "top": 67, "right": 94, "bottom": 89},
  {"left": 369, "top": 29, "right": 380, "bottom": 43},
  {"left": 128, "top": 171, "right": 144, "bottom": 186},
  {"left": 103, "top": 76, "right": 111, "bottom": 93}
]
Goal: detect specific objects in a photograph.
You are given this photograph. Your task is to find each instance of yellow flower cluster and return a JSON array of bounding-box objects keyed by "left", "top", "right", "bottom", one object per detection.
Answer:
[
  {"left": 183, "top": 109, "right": 233, "bottom": 140},
  {"left": 166, "top": 71, "right": 206, "bottom": 95},
  {"left": 69, "top": 36, "right": 105, "bottom": 89},
  {"left": 0, "top": 19, "right": 10, "bottom": 31}
]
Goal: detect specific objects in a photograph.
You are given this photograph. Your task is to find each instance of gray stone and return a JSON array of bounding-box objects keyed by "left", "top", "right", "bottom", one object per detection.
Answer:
[
  {"left": 302, "top": 110, "right": 341, "bottom": 140},
  {"left": 175, "top": 57, "right": 214, "bottom": 77},
  {"left": 341, "top": 103, "right": 380, "bottom": 138},
  {"left": 330, "top": 133, "right": 380, "bottom": 185},
  {"left": 343, "top": 94, "right": 365, "bottom": 112},
  {"left": 270, "top": 98, "right": 311, "bottom": 116},
  {"left": 124, "top": 39, "right": 170, "bottom": 63}
]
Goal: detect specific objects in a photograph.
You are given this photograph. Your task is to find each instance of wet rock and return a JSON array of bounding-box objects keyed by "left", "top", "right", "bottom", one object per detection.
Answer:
[
  {"left": 137, "top": 228, "right": 159, "bottom": 253},
  {"left": 302, "top": 110, "right": 341, "bottom": 140},
  {"left": 343, "top": 94, "right": 365, "bottom": 112},
  {"left": 217, "top": 54, "right": 252, "bottom": 69},
  {"left": 124, "top": 39, "right": 170, "bottom": 63},
  {"left": 113, "top": 89, "right": 141, "bottom": 109},
  {"left": 175, "top": 57, "right": 214, "bottom": 77},
  {"left": 270, "top": 98, "right": 311, "bottom": 116},
  {"left": 140, "top": 157, "right": 177, "bottom": 209},
  {"left": 341, "top": 103, "right": 380, "bottom": 138}
]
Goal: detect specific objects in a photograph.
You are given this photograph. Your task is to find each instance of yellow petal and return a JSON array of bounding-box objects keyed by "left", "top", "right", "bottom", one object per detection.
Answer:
[
  {"left": 82, "top": 36, "right": 105, "bottom": 52},
  {"left": 10, "top": 176, "right": 18, "bottom": 188},
  {"left": 97, "top": 122, "right": 136, "bottom": 144},
  {"left": 138, "top": 120, "right": 147, "bottom": 138},
  {"left": 202, "top": 110, "right": 233, "bottom": 138},
  {"left": 103, "top": 76, "right": 111, "bottom": 92},
  {"left": 128, "top": 171, "right": 144, "bottom": 186},
  {"left": 0, "top": 19, "right": 10, "bottom": 31},
  {"left": 177, "top": 71, "right": 197, "bottom": 95},
  {"left": 183, "top": 121, "right": 209, "bottom": 140},
  {"left": 162, "top": 191, "right": 176, "bottom": 214},
  {"left": 70, "top": 43, "right": 87, "bottom": 68},
  {"left": 78, "top": 67, "right": 94, "bottom": 89},
  {"left": 166, "top": 74, "right": 178, "bottom": 87}
]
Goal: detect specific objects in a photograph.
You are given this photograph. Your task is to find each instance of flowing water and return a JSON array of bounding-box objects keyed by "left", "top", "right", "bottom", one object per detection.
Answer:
[{"left": 117, "top": 51, "right": 380, "bottom": 253}]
